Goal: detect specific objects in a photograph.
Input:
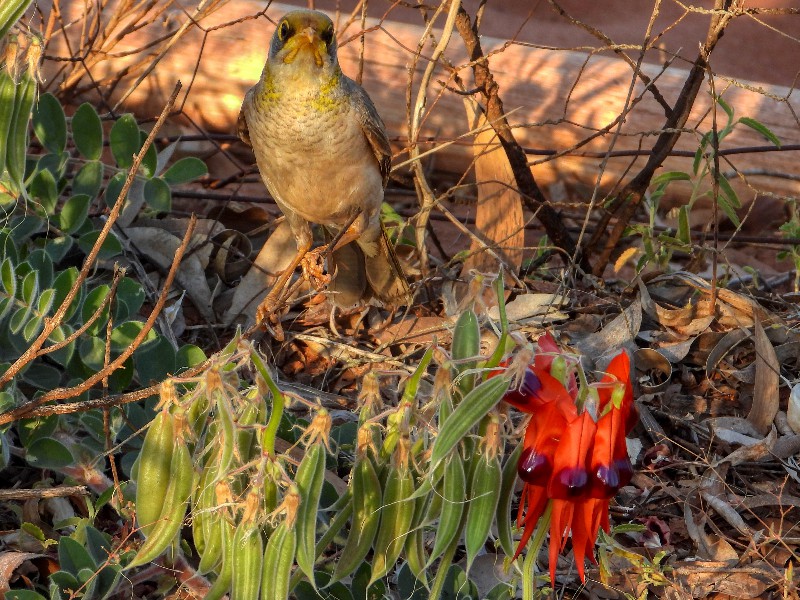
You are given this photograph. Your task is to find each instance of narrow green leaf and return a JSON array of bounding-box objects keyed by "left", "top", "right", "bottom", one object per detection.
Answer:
[
  {"left": 677, "top": 206, "right": 691, "bottom": 245},
  {"left": 429, "top": 375, "right": 511, "bottom": 468},
  {"left": 738, "top": 117, "right": 781, "bottom": 147},
  {"left": 651, "top": 171, "right": 690, "bottom": 188},
  {"left": 72, "top": 102, "right": 104, "bottom": 160}
]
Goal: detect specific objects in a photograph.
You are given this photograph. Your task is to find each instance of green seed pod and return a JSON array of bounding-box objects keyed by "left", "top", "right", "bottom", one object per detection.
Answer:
[
  {"left": 496, "top": 442, "right": 523, "bottom": 558},
  {"left": 231, "top": 520, "right": 264, "bottom": 600},
  {"left": 135, "top": 408, "right": 176, "bottom": 537},
  {"left": 294, "top": 441, "right": 326, "bottom": 587},
  {"left": 369, "top": 448, "right": 415, "bottom": 585},
  {"left": 464, "top": 453, "right": 502, "bottom": 572},
  {"left": 451, "top": 308, "right": 480, "bottom": 398},
  {"left": 425, "top": 454, "right": 466, "bottom": 567},
  {"left": 330, "top": 455, "right": 382, "bottom": 583},
  {"left": 204, "top": 514, "right": 234, "bottom": 600},
  {"left": 127, "top": 437, "right": 193, "bottom": 569},
  {"left": 261, "top": 518, "right": 296, "bottom": 600}
]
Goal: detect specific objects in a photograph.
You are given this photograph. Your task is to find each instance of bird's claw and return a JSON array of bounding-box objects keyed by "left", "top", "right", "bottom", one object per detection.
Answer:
[
  {"left": 255, "top": 293, "right": 285, "bottom": 341},
  {"left": 301, "top": 247, "right": 330, "bottom": 290}
]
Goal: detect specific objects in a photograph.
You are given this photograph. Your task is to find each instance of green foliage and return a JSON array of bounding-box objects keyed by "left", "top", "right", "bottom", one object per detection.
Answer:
[
  {"left": 0, "top": 47, "right": 209, "bottom": 598},
  {"left": 632, "top": 95, "right": 781, "bottom": 273}
]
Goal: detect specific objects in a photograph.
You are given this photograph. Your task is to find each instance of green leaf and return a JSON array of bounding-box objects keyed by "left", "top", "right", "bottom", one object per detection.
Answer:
[
  {"left": 46, "top": 324, "right": 75, "bottom": 367},
  {"left": 58, "top": 194, "right": 91, "bottom": 234},
  {"left": 110, "top": 114, "right": 140, "bottom": 169},
  {"left": 4, "top": 591, "right": 48, "bottom": 600},
  {"left": 1, "top": 256, "right": 16, "bottom": 298},
  {"left": 42, "top": 236, "right": 74, "bottom": 263},
  {"left": 717, "top": 176, "right": 741, "bottom": 226},
  {"left": 36, "top": 151, "right": 69, "bottom": 181},
  {"left": 72, "top": 102, "right": 104, "bottom": 160},
  {"left": 144, "top": 176, "right": 171, "bottom": 212},
  {"left": 115, "top": 277, "right": 145, "bottom": 321},
  {"left": 104, "top": 171, "right": 127, "bottom": 209},
  {"left": 738, "top": 117, "right": 781, "bottom": 147},
  {"left": 27, "top": 250, "right": 54, "bottom": 289},
  {"left": 33, "top": 93, "right": 67, "bottom": 154},
  {"left": 162, "top": 156, "right": 208, "bottom": 185},
  {"left": 21, "top": 362, "right": 62, "bottom": 389},
  {"left": 29, "top": 168, "right": 58, "bottom": 215},
  {"left": 51, "top": 267, "right": 80, "bottom": 321},
  {"left": 110, "top": 321, "right": 157, "bottom": 353},
  {"left": 78, "top": 230, "right": 123, "bottom": 260},
  {"left": 25, "top": 436, "right": 74, "bottom": 469},
  {"left": 134, "top": 335, "right": 176, "bottom": 384},
  {"left": 176, "top": 344, "right": 206, "bottom": 371},
  {"left": 20, "top": 269, "right": 38, "bottom": 305},
  {"left": 716, "top": 94, "right": 734, "bottom": 122},
  {"left": 79, "top": 336, "right": 106, "bottom": 371},
  {"left": 59, "top": 536, "right": 96, "bottom": 574},
  {"left": 81, "top": 285, "right": 111, "bottom": 335},
  {"left": 72, "top": 160, "right": 103, "bottom": 198},
  {"left": 651, "top": 171, "right": 690, "bottom": 188},
  {"left": 9, "top": 215, "right": 46, "bottom": 244},
  {"left": 677, "top": 206, "right": 691, "bottom": 245},
  {"left": 139, "top": 130, "right": 158, "bottom": 178}
]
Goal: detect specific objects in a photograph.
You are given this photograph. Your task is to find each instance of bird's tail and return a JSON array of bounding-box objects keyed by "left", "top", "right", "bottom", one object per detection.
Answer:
[{"left": 327, "top": 223, "right": 411, "bottom": 308}]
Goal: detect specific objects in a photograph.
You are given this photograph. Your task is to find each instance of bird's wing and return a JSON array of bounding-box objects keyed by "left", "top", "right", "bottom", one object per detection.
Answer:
[
  {"left": 237, "top": 92, "right": 253, "bottom": 148},
  {"left": 345, "top": 77, "right": 392, "bottom": 188}
]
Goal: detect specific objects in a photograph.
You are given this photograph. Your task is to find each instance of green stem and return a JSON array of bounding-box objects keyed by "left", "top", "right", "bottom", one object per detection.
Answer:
[
  {"left": 522, "top": 501, "right": 553, "bottom": 600},
  {"left": 250, "top": 349, "right": 284, "bottom": 458}
]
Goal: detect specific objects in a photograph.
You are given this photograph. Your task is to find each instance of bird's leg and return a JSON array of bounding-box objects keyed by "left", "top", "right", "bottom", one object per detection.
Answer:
[
  {"left": 256, "top": 237, "right": 312, "bottom": 330},
  {"left": 300, "top": 210, "right": 366, "bottom": 290}
]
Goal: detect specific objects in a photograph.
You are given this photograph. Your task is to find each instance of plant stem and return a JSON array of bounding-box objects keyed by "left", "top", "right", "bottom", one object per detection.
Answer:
[{"left": 522, "top": 501, "right": 553, "bottom": 600}]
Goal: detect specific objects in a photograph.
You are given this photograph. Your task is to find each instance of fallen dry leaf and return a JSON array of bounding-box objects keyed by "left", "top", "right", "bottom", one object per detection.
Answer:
[{"left": 748, "top": 317, "right": 780, "bottom": 436}]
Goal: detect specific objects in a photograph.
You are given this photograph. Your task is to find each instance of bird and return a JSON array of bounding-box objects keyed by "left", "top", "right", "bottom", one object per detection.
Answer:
[{"left": 237, "top": 9, "right": 411, "bottom": 326}]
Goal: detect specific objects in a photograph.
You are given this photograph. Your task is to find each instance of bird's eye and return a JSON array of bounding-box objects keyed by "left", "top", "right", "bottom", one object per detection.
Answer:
[
  {"left": 277, "top": 21, "right": 290, "bottom": 41},
  {"left": 320, "top": 27, "right": 334, "bottom": 46}
]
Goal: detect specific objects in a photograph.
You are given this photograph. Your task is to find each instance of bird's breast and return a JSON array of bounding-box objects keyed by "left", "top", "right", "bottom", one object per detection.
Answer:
[{"left": 245, "top": 90, "right": 384, "bottom": 227}]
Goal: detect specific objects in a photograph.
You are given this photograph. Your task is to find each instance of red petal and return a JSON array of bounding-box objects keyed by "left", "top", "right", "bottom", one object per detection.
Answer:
[
  {"left": 548, "top": 499, "right": 574, "bottom": 585},
  {"left": 548, "top": 411, "right": 596, "bottom": 500},
  {"left": 513, "top": 485, "right": 548, "bottom": 560}
]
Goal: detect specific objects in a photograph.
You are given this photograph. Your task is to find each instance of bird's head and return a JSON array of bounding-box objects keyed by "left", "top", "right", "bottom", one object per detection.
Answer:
[{"left": 268, "top": 10, "right": 338, "bottom": 79}]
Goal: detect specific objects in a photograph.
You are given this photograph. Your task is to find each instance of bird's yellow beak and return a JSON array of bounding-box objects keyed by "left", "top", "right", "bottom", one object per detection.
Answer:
[{"left": 282, "top": 26, "right": 326, "bottom": 68}]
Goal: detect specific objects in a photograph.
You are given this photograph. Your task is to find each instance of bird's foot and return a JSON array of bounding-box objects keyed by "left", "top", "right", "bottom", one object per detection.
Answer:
[
  {"left": 255, "top": 292, "right": 286, "bottom": 341},
  {"left": 301, "top": 247, "right": 331, "bottom": 290}
]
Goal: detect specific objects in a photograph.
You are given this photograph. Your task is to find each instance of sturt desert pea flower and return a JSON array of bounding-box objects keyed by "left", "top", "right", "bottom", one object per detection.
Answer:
[{"left": 501, "top": 337, "right": 637, "bottom": 585}]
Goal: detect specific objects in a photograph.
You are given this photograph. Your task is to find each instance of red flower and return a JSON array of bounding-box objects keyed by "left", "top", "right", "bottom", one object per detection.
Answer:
[{"left": 502, "top": 338, "right": 637, "bottom": 585}]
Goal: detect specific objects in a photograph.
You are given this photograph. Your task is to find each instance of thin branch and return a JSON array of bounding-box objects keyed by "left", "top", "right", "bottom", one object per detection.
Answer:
[
  {"left": 0, "top": 213, "right": 197, "bottom": 425},
  {"left": 0, "top": 82, "right": 182, "bottom": 390},
  {"left": 586, "top": 0, "right": 737, "bottom": 275},
  {"left": 453, "top": 6, "right": 579, "bottom": 268}
]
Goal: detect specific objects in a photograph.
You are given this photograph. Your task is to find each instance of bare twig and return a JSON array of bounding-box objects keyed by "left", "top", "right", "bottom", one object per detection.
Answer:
[
  {"left": 0, "top": 212, "right": 197, "bottom": 425},
  {"left": 0, "top": 486, "right": 90, "bottom": 501},
  {"left": 586, "top": 0, "right": 738, "bottom": 275},
  {"left": 453, "top": 6, "right": 579, "bottom": 268},
  {"left": 0, "top": 82, "right": 182, "bottom": 390}
]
